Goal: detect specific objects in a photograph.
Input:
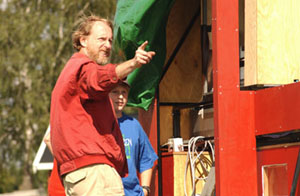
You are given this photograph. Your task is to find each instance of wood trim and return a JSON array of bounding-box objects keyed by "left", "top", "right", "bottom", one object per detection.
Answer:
[{"left": 244, "top": 0, "right": 257, "bottom": 86}]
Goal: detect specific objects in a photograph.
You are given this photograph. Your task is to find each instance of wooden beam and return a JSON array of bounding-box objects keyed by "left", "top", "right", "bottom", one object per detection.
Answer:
[
  {"left": 255, "top": 82, "right": 300, "bottom": 135},
  {"left": 212, "top": 0, "right": 258, "bottom": 195}
]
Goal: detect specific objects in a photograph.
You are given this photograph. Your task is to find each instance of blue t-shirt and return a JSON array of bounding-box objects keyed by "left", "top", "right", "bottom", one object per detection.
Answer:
[{"left": 118, "top": 114, "right": 158, "bottom": 196}]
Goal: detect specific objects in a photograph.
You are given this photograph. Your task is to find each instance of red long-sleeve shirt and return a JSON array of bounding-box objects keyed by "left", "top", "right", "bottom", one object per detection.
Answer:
[{"left": 50, "top": 52, "right": 128, "bottom": 177}]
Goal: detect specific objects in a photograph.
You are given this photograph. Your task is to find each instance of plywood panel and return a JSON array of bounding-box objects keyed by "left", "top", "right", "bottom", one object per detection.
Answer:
[
  {"left": 162, "top": 152, "right": 213, "bottom": 196},
  {"left": 159, "top": 0, "right": 204, "bottom": 103},
  {"left": 245, "top": 0, "right": 300, "bottom": 86},
  {"left": 193, "top": 108, "right": 214, "bottom": 137},
  {"left": 173, "top": 152, "right": 208, "bottom": 196},
  {"left": 159, "top": 106, "right": 173, "bottom": 145},
  {"left": 180, "top": 108, "right": 194, "bottom": 141},
  {"left": 159, "top": 106, "right": 195, "bottom": 145},
  {"left": 262, "top": 164, "right": 288, "bottom": 196},
  {"left": 244, "top": 0, "right": 257, "bottom": 85}
]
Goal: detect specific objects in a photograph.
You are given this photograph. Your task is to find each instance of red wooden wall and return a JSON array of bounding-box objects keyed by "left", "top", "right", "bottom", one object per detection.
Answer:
[{"left": 138, "top": 0, "right": 300, "bottom": 195}]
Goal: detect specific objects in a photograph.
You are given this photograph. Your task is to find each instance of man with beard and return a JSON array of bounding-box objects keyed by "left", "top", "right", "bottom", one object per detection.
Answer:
[{"left": 50, "top": 15, "right": 155, "bottom": 196}]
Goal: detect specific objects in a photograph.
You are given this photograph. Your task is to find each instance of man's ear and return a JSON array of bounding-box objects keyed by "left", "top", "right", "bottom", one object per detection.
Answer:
[{"left": 79, "top": 36, "right": 87, "bottom": 48}]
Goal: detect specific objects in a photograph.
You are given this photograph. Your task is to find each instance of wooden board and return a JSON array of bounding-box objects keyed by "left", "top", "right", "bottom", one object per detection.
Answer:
[
  {"left": 262, "top": 164, "right": 288, "bottom": 196},
  {"left": 245, "top": 0, "right": 300, "bottom": 86},
  {"left": 192, "top": 108, "right": 214, "bottom": 137},
  {"left": 159, "top": 106, "right": 194, "bottom": 145},
  {"left": 180, "top": 108, "right": 194, "bottom": 141},
  {"left": 244, "top": 0, "right": 257, "bottom": 85},
  {"left": 159, "top": 0, "right": 204, "bottom": 103},
  {"left": 162, "top": 152, "right": 213, "bottom": 196},
  {"left": 159, "top": 106, "right": 173, "bottom": 145}
]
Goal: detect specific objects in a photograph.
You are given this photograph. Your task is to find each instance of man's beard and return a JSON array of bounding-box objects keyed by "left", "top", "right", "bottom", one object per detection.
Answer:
[{"left": 87, "top": 48, "right": 110, "bottom": 65}]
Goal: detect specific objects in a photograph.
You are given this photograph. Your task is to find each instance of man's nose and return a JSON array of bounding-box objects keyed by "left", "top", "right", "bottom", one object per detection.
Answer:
[{"left": 104, "top": 40, "right": 112, "bottom": 49}]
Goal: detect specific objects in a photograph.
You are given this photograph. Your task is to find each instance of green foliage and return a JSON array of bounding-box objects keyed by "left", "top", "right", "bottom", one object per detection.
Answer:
[
  {"left": 0, "top": 164, "right": 22, "bottom": 192},
  {"left": 0, "top": 0, "right": 116, "bottom": 192}
]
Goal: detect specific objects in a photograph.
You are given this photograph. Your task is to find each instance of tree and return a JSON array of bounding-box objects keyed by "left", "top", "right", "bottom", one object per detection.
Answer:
[{"left": 0, "top": 0, "right": 116, "bottom": 192}]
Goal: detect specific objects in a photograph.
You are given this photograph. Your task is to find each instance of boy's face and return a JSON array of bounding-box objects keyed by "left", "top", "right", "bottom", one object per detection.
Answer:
[{"left": 109, "top": 85, "right": 129, "bottom": 113}]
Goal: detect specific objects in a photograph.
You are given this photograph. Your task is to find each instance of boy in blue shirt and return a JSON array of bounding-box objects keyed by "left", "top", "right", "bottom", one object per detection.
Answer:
[{"left": 109, "top": 80, "right": 158, "bottom": 196}]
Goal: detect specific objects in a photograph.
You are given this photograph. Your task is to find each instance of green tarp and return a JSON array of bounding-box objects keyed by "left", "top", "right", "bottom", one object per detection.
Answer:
[{"left": 113, "top": 0, "right": 175, "bottom": 110}]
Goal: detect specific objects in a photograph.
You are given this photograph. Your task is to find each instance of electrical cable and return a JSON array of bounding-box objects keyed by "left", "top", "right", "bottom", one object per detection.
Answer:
[{"left": 184, "top": 136, "right": 214, "bottom": 196}]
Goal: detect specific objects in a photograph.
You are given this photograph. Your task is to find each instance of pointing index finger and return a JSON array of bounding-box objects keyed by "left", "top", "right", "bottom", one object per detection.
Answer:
[{"left": 138, "top": 41, "right": 148, "bottom": 50}]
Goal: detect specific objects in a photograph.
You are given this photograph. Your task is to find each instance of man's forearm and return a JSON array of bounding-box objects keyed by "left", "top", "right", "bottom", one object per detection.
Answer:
[{"left": 115, "top": 59, "right": 138, "bottom": 80}]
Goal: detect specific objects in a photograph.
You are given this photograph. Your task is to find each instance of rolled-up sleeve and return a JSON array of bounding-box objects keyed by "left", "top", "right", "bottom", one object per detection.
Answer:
[{"left": 78, "top": 62, "right": 119, "bottom": 100}]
